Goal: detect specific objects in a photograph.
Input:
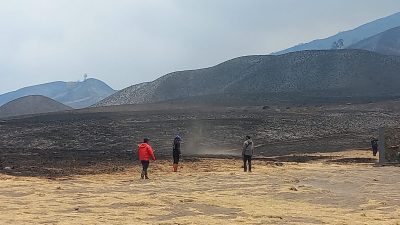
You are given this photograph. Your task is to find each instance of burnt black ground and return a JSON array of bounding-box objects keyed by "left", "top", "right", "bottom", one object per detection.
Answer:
[{"left": 1, "top": 101, "right": 400, "bottom": 177}]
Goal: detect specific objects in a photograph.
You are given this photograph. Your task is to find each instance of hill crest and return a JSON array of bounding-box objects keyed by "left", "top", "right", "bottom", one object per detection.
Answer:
[
  {"left": 274, "top": 12, "right": 400, "bottom": 55},
  {"left": 0, "top": 78, "right": 115, "bottom": 109},
  {"left": 0, "top": 95, "right": 72, "bottom": 119},
  {"left": 348, "top": 26, "right": 400, "bottom": 56},
  {"left": 95, "top": 49, "right": 400, "bottom": 107}
]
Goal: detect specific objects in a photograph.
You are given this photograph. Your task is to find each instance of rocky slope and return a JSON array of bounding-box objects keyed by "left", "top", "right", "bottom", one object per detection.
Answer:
[
  {"left": 0, "top": 78, "right": 115, "bottom": 109},
  {"left": 96, "top": 49, "right": 400, "bottom": 106},
  {"left": 348, "top": 26, "right": 400, "bottom": 56},
  {"left": 0, "top": 95, "right": 72, "bottom": 118}
]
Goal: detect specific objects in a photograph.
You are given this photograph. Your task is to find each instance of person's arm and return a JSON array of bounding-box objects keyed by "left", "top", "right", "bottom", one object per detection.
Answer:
[
  {"left": 242, "top": 141, "right": 247, "bottom": 156},
  {"left": 148, "top": 145, "right": 156, "bottom": 160}
]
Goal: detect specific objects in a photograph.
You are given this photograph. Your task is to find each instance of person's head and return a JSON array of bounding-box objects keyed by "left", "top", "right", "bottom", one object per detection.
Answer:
[
  {"left": 246, "top": 135, "right": 251, "bottom": 140},
  {"left": 175, "top": 135, "right": 182, "bottom": 141},
  {"left": 143, "top": 138, "right": 150, "bottom": 143}
]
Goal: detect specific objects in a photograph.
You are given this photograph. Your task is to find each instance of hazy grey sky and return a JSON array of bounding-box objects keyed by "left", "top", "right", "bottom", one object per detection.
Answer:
[{"left": 1, "top": 0, "right": 399, "bottom": 93}]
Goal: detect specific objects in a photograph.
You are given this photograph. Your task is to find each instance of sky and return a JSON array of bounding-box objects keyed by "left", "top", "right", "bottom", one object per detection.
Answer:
[{"left": 1, "top": 0, "right": 400, "bottom": 94}]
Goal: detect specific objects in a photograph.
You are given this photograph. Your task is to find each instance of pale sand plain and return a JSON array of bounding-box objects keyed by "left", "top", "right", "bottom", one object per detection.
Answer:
[{"left": 0, "top": 150, "right": 399, "bottom": 225}]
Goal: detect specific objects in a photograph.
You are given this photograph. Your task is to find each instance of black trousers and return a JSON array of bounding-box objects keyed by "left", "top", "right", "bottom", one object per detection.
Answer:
[
  {"left": 243, "top": 155, "right": 252, "bottom": 172},
  {"left": 173, "top": 154, "right": 180, "bottom": 164},
  {"left": 141, "top": 160, "right": 149, "bottom": 175},
  {"left": 372, "top": 147, "right": 378, "bottom": 156}
]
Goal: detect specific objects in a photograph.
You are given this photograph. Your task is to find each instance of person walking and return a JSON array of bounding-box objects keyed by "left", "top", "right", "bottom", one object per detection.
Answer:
[
  {"left": 137, "top": 138, "right": 156, "bottom": 179},
  {"left": 172, "top": 135, "right": 182, "bottom": 172},
  {"left": 242, "top": 135, "right": 254, "bottom": 172}
]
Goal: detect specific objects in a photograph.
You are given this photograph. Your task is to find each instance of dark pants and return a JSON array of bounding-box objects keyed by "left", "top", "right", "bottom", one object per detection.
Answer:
[
  {"left": 173, "top": 154, "right": 180, "bottom": 164},
  {"left": 243, "top": 155, "right": 252, "bottom": 172},
  {"left": 141, "top": 160, "right": 149, "bottom": 178},
  {"left": 372, "top": 147, "right": 378, "bottom": 156}
]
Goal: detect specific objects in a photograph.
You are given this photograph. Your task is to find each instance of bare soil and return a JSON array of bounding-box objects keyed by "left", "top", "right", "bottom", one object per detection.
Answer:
[{"left": 0, "top": 150, "right": 399, "bottom": 225}]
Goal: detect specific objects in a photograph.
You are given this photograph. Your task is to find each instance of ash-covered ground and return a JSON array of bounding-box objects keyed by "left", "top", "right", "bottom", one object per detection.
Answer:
[{"left": 1, "top": 101, "right": 400, "bottom": 176}]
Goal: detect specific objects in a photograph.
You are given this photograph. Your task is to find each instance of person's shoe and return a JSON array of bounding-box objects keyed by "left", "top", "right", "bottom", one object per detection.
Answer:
[
  {"left": 145, "top": 176, "right": 149, "bottom": 179},
  {"left": 173, "top": 164, "right": 178, "bottom": 172}
]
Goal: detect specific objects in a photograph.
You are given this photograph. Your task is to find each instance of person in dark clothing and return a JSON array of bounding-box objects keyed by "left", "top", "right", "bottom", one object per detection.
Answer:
[
  {"left": 172, "top": 135, "right": 182, "bottom": 172},
  {"left": 137, "top": 138, "right": 156, "bottom": 179},
  {"left": 242, "top": 135, "right": 254, "bottom": 172},
  {"left": 371, "top": 138, "right": 379, "bottom": 156}
]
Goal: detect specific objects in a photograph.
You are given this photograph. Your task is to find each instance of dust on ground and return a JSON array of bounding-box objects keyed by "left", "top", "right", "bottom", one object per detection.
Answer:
[{"left": 0, "top": 150, "right": 399, "bottom": 225}]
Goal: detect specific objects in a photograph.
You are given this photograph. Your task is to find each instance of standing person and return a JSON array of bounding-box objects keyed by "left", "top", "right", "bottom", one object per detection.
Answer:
[
  {"left": 172, "top": 135, "right": 182, "bottom": 172},
  {"left": 137, "top": 138, "right": 156, "bottom": 179},
  {"left": 371, "top": 138, "right": 379, "bottom": 156},
  {"left": 242, "top": 135, "right": 254, "bottom": 172}
]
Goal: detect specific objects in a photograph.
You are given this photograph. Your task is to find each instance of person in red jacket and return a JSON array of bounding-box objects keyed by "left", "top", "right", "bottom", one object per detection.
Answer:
[{"left": 137, "top": 138, "right": 156, "bottom": 179}]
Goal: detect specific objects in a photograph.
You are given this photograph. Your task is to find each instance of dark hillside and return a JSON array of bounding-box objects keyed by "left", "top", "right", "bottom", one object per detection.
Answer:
[
  {"left": 96, "top": 50, "right": 400, "bottom": 106},
  {"left": 0, "top": 95, "right": 72, "bottom": 118},
  {"left": 349, "top": 26, "right": 400, "bottom": 56}
]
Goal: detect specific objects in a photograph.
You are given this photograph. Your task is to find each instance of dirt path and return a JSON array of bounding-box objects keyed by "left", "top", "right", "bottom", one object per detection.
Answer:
[{"left": 0, "top": 151, "right": 399, "bottom": 225}]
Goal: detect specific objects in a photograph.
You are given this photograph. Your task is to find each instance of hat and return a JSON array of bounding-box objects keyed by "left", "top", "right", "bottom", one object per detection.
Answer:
[{"left": 143, "top": 138, "right": 150, "bottom": 143}]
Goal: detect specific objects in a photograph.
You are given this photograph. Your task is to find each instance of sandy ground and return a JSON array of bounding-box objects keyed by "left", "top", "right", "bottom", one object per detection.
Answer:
[{"left": 0, "top": 150, "right": 399, "bottom": 225}]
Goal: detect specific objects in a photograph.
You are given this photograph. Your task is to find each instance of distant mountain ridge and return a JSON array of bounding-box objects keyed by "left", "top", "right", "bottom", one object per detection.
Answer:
[
  {"left": 0, "top": 95, "right": 72, "bottom": 118},
  {"left": 348, "top": 26, "right": 400, "bottom": 56},
  {"left": 274, "top": 12, "right": 400, "bottom": 55},
  {"left": 0, "top": 78, "right": 115, "bottom": 109},
  {"left": 95, "top": 49, "right": 400, "bottom": 107}
]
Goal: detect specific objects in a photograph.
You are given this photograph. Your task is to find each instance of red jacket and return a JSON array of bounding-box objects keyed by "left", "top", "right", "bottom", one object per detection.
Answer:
[{"left": 138, "top": 143, "right": 156, "bottom": 161}]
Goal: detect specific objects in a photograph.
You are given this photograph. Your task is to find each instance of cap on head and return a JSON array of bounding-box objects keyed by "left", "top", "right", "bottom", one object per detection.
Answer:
[
  {"left": 246, "top": 135, "right": 251, "bottom": 140},
  {"left": 143, "top": 138, "right": 150, "bottom": 143}
]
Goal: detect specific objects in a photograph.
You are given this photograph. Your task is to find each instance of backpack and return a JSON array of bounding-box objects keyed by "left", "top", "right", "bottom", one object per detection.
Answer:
[
  {"left": 246, "top": 141, "right": 252, "bottom": 149},
  {"left": 244, "top": 141, "right": 253, "bottom": 155}
]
